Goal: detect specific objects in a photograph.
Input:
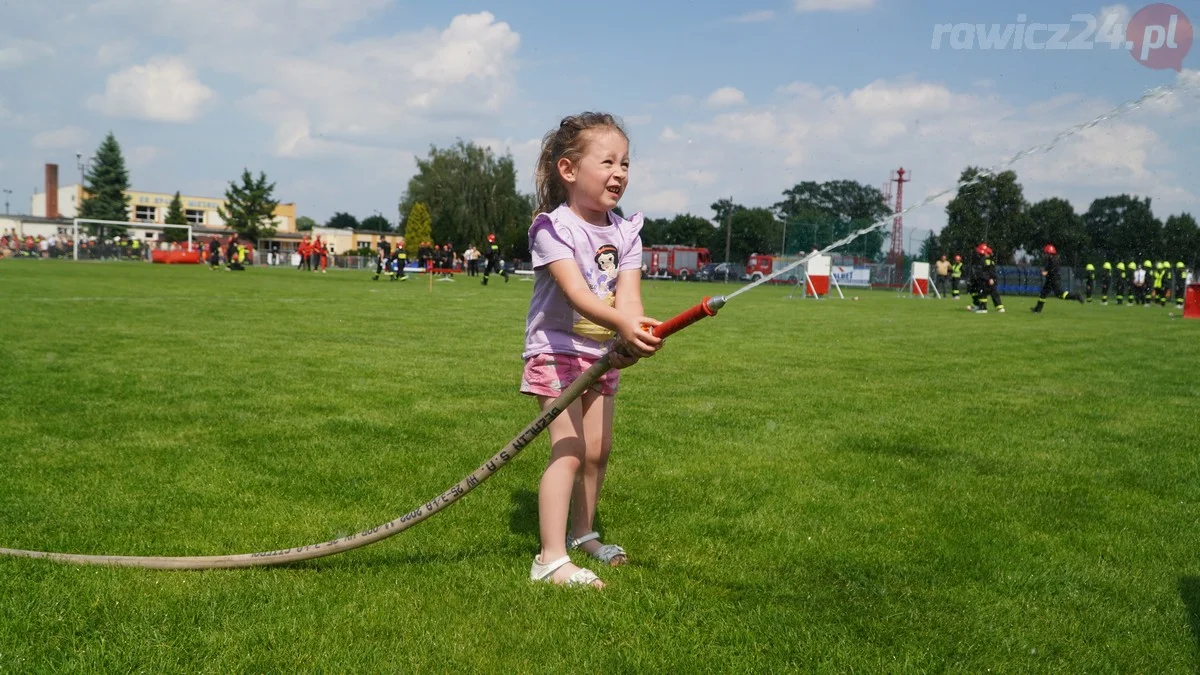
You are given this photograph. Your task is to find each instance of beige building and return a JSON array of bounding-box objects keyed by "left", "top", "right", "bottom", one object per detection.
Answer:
[
  {"left": 32, "top": 184, "right": 297, "bottom": 233},
  {"left": 17, "top": 163, "right": 399, "bottom": 255}
]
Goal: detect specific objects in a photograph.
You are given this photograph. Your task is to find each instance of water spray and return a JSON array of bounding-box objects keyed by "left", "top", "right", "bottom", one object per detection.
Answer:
[{"left": 2, "top": 77, "right": 1195, "bottom": 569}]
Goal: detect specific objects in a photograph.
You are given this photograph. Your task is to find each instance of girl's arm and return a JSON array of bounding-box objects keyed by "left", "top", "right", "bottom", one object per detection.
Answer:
[
  {"left": 546, "top": 259, "right": 661, "bottom": 356},
  {"left": 613, "top": 269, "right": 646, "bottom": 319}
]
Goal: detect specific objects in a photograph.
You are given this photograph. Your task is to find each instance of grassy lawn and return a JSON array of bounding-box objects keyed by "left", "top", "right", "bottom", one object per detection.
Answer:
[{"left": 1, "top": 260, "right": 1197, "bottom": 672}]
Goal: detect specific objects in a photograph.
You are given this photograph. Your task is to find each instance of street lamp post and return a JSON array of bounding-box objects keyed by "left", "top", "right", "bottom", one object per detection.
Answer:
[
  {"left": 1, "top": 188, "right": 11, "bottom": 215},
  {"left": 75, "top": 152, "right": 94, "bottom": 222}
]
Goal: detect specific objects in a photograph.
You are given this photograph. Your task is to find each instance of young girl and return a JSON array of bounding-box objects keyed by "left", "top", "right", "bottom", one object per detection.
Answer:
[{"left": 522, "top": 112, "right": 662, "bottom": 589}]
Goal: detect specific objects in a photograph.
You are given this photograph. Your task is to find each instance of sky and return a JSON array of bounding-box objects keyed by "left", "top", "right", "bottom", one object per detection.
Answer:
[{"left": 1, "top": 0, "right": 1197, "bottom": 251}]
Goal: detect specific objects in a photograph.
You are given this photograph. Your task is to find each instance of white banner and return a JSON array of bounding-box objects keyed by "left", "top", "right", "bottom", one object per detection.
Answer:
[{"left": 832, "top": 265, "right": 871, "bottom": 287}]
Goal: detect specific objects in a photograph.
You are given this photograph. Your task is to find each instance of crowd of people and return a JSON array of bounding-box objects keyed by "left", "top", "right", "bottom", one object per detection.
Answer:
[
  {"left": 1, "top": 229, "right": 154, "bottom": 260},
  {"left": 931, "top": 245, "right": 1194, "bottom": 314},
  {"left": 370, "top": 233, "right": 510, "bottom": 284},
  {"left": 203, "top": 235, "right": 255, "bottom": 271}
]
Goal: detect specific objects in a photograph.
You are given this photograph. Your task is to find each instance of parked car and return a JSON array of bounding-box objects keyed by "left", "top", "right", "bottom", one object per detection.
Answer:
[{"left": 696, "top": 261, "right": 744, "bottom": 282}]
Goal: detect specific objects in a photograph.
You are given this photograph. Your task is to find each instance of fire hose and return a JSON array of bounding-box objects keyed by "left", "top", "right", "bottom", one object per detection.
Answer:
[{"left": 0, "top": 297, "right": 726, "bottom": 569}]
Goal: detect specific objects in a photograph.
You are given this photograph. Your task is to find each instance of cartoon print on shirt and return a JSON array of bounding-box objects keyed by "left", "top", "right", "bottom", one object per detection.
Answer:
[{"left": 572, "top": 243, "right": 620, "bottom": 342}]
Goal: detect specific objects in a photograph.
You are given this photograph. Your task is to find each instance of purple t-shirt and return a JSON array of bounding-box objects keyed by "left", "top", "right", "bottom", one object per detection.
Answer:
[{"left": 523, "top": 204, "right": 644, "bottom": 359}]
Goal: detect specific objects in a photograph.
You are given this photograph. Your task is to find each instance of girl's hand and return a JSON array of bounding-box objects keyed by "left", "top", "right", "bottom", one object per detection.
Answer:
[
  {"left": 616, "top": 316, "right": 662, "bottom": 358},
  {"left": 608, "top": 350, "right": 640, "bottom": 369}
]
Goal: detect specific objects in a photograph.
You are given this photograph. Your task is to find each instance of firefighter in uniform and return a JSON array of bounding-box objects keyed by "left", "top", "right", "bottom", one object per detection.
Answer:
[
  {"left": 391, "top": 236, "right": 408, "bottom": 280},
  {"left": 1100, "top": 261, "right": 1112, "bottom": 305},
  {"left": 1123, "top": 260, "right": 1132, "bottom": 305},
  {"left": 1084, "top": 262, "right": 1096, "bottom": 303},
  {"left": 1152, "top": 261, "right": 1167, "bottom": 306},
  {"left": 1030, "top": 244, "right": 1083, "bottom": 313},
  {"left": 967, "top": 243, "right": 1004, "bottom": 313},
  {"left": 373, "top": 236, "right": 391, "bottom": 280},
  {"left": 1113, "top": 261, "right": 1125, "bottom": 305},
  {"left": 1177, "top": 261, "right": 1188, "bottom": 310},
  {"left": 481, "top": 233, "right": 508, "bottom": 285},
  {"left": 950, "top": 254, "right": 963, "bottom": 300}
]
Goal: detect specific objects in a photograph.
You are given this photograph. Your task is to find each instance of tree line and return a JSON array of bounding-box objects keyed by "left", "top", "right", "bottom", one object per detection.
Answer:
[
  {"left": 394, "top": 142, "right": 893, "bottom": 264},
  {"left": 923, "top": 167, "right": 1200, "bottom": 267}
]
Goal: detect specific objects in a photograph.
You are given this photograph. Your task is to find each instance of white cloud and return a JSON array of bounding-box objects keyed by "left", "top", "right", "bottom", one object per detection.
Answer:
[
  {"left": 239, "top": 12, "right": 521, "bottom": 156},
  {"left": 706, "top": 86, "right": 747, "bottom": 107},
  {"left": 87, "top": 57, "right": 216, "bottom": 122},
  {"left": 31, "top": 125, "right": 88, "bottom": 150},
  {"left": 0, "top": 40, "right": 54, "bottom": 69},
  {"left": 128, "top": 145, "right": 161, "bottom": 168},
  {"left": 729, "top": 10, "right": 776, "bottom": 23},
  {"left": 639, "top": 189, "right": 689, "bottom": 213},
  {"left": 87, "top": 0, "right": 390, "bottom": 48},
  {"left": 847, "top": 80, "right": 955, "bottom": 113},
  {"left": 97, "top": 40, "right": 137, "bottom": 66},
  {"left": 619, "top": 76, "right": 1198, "bottom": 241},
  {"left": 792, "top": 0, "right": 876, "bottom": 12}
]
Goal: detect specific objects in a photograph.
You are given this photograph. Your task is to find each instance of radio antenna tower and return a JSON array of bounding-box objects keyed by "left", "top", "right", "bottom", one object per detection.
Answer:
[{"left": 887, "top": 167, "right": 909, "bottom": 286}]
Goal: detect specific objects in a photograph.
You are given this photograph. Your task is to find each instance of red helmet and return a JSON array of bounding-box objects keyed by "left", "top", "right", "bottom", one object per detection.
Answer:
[
  {"left": 975, "top": 243, "right": 991, "bottom": 256},
  {"left": 1043, "top": 244, "right": 1057, "bottom": 255},
  {"left": 487, "top": 233, "right": 496, "bottom": 242}
]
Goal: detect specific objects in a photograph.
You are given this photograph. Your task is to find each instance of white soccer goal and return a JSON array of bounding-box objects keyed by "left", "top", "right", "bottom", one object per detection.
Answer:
[{"left": 72, "top": 218, "right": 193, "bottom": 260}]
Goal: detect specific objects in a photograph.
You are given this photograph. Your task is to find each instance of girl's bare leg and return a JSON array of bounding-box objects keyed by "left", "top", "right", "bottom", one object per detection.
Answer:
[{"left": 536, "top": 395, "right": 603, "bottom": 587}]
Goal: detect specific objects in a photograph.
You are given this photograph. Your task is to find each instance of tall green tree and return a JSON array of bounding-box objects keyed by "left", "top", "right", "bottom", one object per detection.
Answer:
[
  {"left": 1024, "top": 198, "right": 1088, "bottom": 265},
  {"left": 327, "top": 212, "right": 359, "bottom": 230},
  {"left": 78, "top": 132, "right": 131, "bottom": 236},
  {"left": 1161, "top": 213, "right": 1200, "bottom": 265},
  {"left": 919, "top": 232, "right": 940, "bottom": 262},
  {"left": 641, "top": 217, "right": 670, "bottom": 246},
  {"left": 1082, "top": 195, "right": 1160, "bottom": 261},
  {"left": 710, "top": 206, "right": 780, "bottom": 263},
  {"left": 709, "top": 199, "right": 746, "bottom": 262},
  {"left": 162, "top": 191, "right": 188, "bottom": 243},
  {"left": 296, "top": 216, "right": 316, "bottom": 231},
  {"left": 940, "top": 168, "right": 1027, "bottom": 264},
  {"left": 218, "top": 169, "right": 279, "bottom": 243},
  {"left": 360, "top": 214, "right": 391, "bottom": 232},
  {"left": 398, "top": 140, "right": 530, "bottom": 257},
  {"left": 773, "top": 180, "right": 890, "bottom": 259},
  {"left": 641, "top": 213, "right": 716, "bottom": 247},
  {"left": 403, "top": 203, "right": 433, "bottom": 259}
]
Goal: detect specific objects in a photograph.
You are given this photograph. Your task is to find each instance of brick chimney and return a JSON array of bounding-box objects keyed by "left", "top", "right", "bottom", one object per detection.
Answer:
[{"left": 45, "top": 163, "right": 59, "bottom": 219}]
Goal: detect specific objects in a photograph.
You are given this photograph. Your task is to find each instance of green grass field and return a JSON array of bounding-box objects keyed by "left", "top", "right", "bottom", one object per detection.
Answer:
[{"left": 1, "top": 260, "right": 1197, "bottom": 672}]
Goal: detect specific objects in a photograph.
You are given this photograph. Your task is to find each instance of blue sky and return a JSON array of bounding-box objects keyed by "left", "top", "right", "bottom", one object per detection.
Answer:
[{"left": 1, "top": 0, "right": 1196, "bottom": 250}]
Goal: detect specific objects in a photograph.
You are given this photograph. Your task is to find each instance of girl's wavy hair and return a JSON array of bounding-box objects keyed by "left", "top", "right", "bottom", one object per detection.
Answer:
[{"left": 534, "top": 112, "right": 627, "bottom": 217}]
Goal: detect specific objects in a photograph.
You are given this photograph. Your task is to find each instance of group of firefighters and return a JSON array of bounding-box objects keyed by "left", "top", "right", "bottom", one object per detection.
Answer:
[
  {"left": 203, "top": 235, "right": 252, "bottom": 271},
  {"left": 297, "top": 235, "right": 331, "bottom": 273},
  {"left": 371, "top": 233, "right": 509, "bottom": 284},
  {"left": 934, "top": 245, "right": 1194, "bottom": 315}
]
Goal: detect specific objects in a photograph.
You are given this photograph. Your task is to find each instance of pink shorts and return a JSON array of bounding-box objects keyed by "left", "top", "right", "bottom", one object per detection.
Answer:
[{"left": 520, "top": 353, "right": 619, "bottom": 398}]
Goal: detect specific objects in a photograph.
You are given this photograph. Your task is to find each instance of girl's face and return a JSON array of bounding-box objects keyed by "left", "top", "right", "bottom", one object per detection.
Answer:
[{"left": 559, "top": 128, "right": 629, "bottom": 213}]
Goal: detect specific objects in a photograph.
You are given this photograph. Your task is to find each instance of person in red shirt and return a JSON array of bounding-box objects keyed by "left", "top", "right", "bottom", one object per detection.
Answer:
[
  {"left": 298, "top": 236, "right": 311, "bottom": 271},
  {"left": 315, "top": 236, "right": 328, "bottom": 273}
]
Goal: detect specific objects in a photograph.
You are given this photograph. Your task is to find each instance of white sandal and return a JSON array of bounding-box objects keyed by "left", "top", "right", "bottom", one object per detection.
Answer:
[
  {"left": 530, "top": 555, "right": 601, "bottom": 587},
  {"left": 567, "top": 531, "right": 628, "bottom": 566}
]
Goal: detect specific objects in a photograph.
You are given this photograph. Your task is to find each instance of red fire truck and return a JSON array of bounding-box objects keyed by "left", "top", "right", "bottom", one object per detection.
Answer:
[
  {"left": 744, "top": 253, "right": 804, "bottom": 283},
  {"left": 642, "top": 245, "right": 710, "bottom": 280}
]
